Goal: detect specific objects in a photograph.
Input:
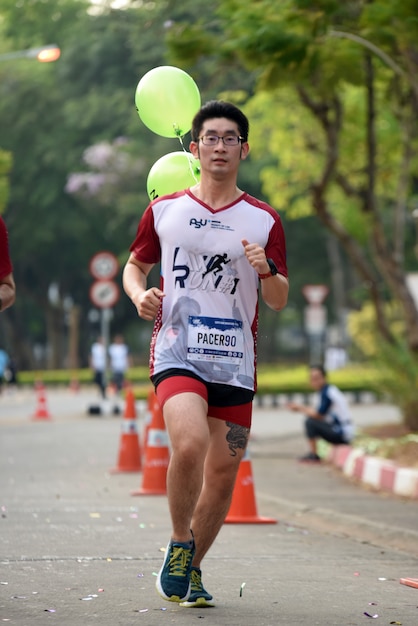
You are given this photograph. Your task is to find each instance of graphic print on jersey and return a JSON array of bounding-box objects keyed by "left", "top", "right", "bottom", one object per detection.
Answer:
[
  {"left": 202, "top": 253, "right": 230, "bottom": 278},
  {"left": 172, "top": 247, "right": 240, "bottom": 295}
]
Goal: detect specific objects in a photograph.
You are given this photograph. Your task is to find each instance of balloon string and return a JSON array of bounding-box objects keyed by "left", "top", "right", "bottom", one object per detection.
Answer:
[
  {"left": 177, "top": 133, "right": 199, "bottom": 185},
  {"left": 177, "top": 133, "right": 185, "bottom": 150}
]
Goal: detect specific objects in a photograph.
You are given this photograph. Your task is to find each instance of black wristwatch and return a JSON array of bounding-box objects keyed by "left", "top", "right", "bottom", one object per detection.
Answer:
[{"left": 258, "top": 258, "right": 278, "bottom": 279}]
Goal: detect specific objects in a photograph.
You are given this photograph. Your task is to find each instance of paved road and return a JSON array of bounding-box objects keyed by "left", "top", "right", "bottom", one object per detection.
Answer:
[{"left": 1, "top": 388, "right": 417, "bottom": 625}]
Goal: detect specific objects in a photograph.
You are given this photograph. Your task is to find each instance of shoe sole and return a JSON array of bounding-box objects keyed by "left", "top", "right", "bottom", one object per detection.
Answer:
[
  {"left": 155, "top": 580, "right": 191, "bottom": 603},
  {"left": 179, "top": 597, "right": 215, "bottom": 608}
]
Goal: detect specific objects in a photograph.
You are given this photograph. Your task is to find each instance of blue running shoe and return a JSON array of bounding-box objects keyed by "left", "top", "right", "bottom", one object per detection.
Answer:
[
  {"left": 156, "top": 538, "right": 195, "bottom": 602},
  {"left": 180, "top": 567, "right": 215, "bottom": 608}
]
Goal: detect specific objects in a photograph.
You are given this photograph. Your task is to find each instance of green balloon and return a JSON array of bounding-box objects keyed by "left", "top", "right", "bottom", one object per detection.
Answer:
[
  {"left": 147, "top": 151, "right": 201, "bottom": 200},
  {"left": 135, "top": 66, "right": 201, "bottom": 138}
]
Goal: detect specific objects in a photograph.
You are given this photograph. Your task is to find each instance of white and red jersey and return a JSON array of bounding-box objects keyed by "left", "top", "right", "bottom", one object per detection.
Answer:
[{"left": 129, "top": 189, "right": 287, "bottom": 392}]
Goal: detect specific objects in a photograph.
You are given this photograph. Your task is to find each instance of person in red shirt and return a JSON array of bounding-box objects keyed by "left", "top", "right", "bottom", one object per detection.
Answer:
[{"left": 0, "top": 216, "right": 15, "bottom": 312}]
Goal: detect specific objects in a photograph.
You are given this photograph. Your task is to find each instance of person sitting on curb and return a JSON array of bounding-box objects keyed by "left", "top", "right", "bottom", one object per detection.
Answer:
[{"left": 287, "top": 364, "right": 355, "bottom": 463}]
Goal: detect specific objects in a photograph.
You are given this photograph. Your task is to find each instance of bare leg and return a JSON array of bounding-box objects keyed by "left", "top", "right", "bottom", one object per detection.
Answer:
[
  {"left": 163, "top": 392, "right": 210, "bottom": 543},
  {"left": 191, "top": 418, "right": 250, "bottom": 568}
]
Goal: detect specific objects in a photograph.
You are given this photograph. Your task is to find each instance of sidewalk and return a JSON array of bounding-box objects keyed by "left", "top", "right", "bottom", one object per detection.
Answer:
[{"left": 1, "top": 388, "right": 418, "bottom": 625}]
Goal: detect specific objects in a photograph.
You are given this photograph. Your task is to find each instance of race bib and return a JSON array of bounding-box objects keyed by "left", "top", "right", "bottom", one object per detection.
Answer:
[{"left": 187, "top": 316, "right": 244, "bottom": 365}]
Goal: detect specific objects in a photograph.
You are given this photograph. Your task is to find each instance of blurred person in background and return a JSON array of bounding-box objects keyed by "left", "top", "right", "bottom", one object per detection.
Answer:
[
  {"left": 108, "top": 334, "right": 131, "bottom": 392},
  {"left": 90, "top": 336, "right": 107, "bottom": 399},
  {"left": 0, "top": 347, "right": 9, "bottom": 394},
  {"left": 287, "top": 364, "right": 354, "bottom": 462},
  {"left": 4, "top": 355, "right": 18, "bottom": 392}
]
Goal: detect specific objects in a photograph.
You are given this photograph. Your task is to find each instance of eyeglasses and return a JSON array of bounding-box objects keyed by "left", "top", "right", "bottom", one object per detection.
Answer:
[{"left": 198, "top": 134, "right": 243, "bottom": 146}]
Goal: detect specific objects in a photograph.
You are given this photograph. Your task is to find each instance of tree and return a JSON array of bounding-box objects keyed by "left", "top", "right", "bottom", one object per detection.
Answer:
[
  {"left": 0, "top": 149, "right": 12, "bottom": 215},
  {"left": 166, "top": 0, "right": 418, "bottom": 426},
  {"left": 1, "top": 0, "right": 316, "bottom": 370},
  {"left": 0, "top": 0, "right": 181, "bottom": 368}
]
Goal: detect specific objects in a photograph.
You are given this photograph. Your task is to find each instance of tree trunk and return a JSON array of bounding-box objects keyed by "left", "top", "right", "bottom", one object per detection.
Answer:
[
  {"left": 298, "top": 87, "right": 396, "bottom": 346},
  {"left": 363, "top": 53, "right": 418, "bottom": 351},
  {"left": 67, "top": 305, "right": 81, "bottom": 369},
  {"left": 0, "top": 308, "right": 35, "bottom": 370},
  {"left": 404, "top": 401, "right": 418, "bottom": 431},
  {"left": 325, "top": 232, "right": 347, "bottom": 344},
  {"left": 46, "top": 304, "right": 64, "bottom": 370}
]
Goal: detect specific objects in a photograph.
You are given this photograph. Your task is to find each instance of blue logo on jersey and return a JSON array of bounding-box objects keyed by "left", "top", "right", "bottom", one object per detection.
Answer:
[
  {"left": 190, "top": 218, "right": 208, "bottom": 228},
  {"left": 189, "top": 218, "right": 225, "bottom": 229}
]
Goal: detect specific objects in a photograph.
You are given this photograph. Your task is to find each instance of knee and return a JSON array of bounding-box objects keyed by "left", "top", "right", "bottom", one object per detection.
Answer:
[
  {"left": 172, "top": 432, "right": 209, "bottom": 466},
  {"left": 205, "top": 456, "right": 242, "bottom": 495}
]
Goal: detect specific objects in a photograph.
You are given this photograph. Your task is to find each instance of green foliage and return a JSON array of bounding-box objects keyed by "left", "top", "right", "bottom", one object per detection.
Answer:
[
  {"left": 165, "top": 23, "right": 214, "bottom": 64},
  {"left": 360, "top": 0, "right": 418, "bottom": 51},
  {"left": 165, "top": 0, "right": 418, "bottom": 424},
  {"left": 225, "top": 4, "right": 417, "bottom": 338},
  {"left": 0, "top": 0, "right": 84, "bottom": 49},
  {"left": 352, "top": 435, "right": 418, "bottom": 463},
  {"left": 0, "top": 0, "right": 181, "bottom": 366},
  {"left": 237, "top": 86, "right": 380, "bottom": 246},
  {"left": 369, "top": 341, "right": 418, "bottom": 430},
  {"left": 348, "top": 302, "right": 404, "bottom": 358},
  {"left": 0, "top": 148, "right": 12, "bottom": 214},
  {"left": 216, "top": 0, "right": 367, "bottom": 92},
  {"left": 242, "top": 89, "right": 323, "bottom": 219},
  {"left": 256, "top": 363, "right": 380, "bottom": 394},
  {"left": 236, "top": 66, "right": 411, "bottom": 246},
  {"left": 206, "top": 0, "right": 418, "bottom": 240},
  {"left": 348, "top": 303, "right": 418, "bottom": 429},
  {"left": 17, "top": 363, "right": 381, "bottom": 397},
  {"left": 18, "top": 366, "right": 153, "bottom": 399},
  {"left": 1, "top": 0, "right": 417, "bottom": 387},
  {"left": 164, "top": 0, "right": 256, "bottom": 98}
]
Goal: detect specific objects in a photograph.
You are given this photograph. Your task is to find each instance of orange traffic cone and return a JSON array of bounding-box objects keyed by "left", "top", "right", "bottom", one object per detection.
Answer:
[
  {"left": 225, "top": 449, "right": 277, "bottom": 524},
  {"left": 131, "top": 393, "right": 169, "bottom": 496},
  {"left": 32, "top": 382, "right": 52, "bottom": 421},
  {"left": 110, "top": 387, "right": 142, "bottom": 473}
]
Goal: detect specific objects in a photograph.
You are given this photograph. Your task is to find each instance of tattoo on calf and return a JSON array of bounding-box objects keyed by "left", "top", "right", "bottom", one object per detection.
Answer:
[{"left": 225, "top": 422, "right": 250, "bottom": 456}]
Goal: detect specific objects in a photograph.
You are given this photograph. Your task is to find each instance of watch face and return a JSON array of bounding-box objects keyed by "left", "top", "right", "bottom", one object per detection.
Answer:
[{"left": 267, "top": 258, "right": 278, "bottom": 275}]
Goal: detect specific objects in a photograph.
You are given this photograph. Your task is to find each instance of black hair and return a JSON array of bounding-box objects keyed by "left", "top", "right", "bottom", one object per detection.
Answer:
[
  {"left": 310, "top": 364, "right": 327, "bottom": 378},
  {"left": 191, "top": 100, "right": 249, "bottom": 143}
]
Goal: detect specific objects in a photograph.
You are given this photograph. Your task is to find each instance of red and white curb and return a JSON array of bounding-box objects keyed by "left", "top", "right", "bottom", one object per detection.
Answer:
[{"left": 327, "top": 445, "right": 418, "bottom": 499}]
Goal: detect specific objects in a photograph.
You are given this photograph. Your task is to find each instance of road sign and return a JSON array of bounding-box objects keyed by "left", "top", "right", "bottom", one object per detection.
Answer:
[
  {"left": 89, "top": 251, "right": 119, "bottom": 281},
  {"left": 302, "top": 284, "right": 329, "bottom": 305},
  {"left": 89, "top": 280, "right": 120, "bottom": 309}
]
